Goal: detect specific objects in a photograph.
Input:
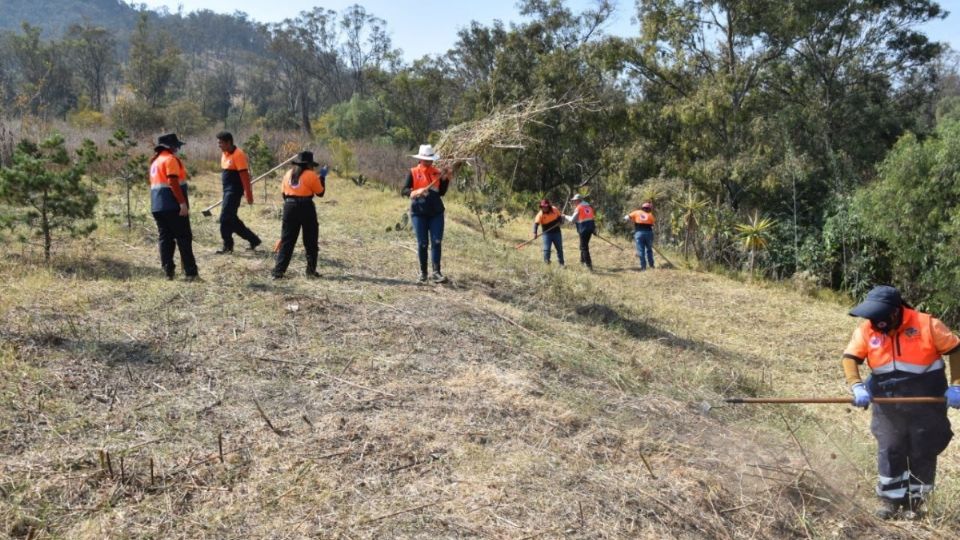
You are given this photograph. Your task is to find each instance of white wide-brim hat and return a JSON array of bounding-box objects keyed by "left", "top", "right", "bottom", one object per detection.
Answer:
[{"left": 410, "top": 144, "right": 439, "bottom": 161}]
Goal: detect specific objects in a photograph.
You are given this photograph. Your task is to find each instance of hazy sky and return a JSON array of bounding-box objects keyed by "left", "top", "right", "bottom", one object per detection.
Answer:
[{"left": 138, "top": 0, "right": 960, "bottom": 61}]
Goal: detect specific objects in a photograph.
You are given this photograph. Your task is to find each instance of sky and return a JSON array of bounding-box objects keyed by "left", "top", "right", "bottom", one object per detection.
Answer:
[{"left": 138, "top": 0, "right": 960, "bottom": 61}]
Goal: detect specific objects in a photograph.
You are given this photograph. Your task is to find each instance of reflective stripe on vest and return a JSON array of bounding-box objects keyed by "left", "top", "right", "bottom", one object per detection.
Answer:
[
  {"left": 862, "top": 309, "right": 944, "bottom": 375},
  {"left": 411, "top": 165, "right": 441, "bottom": 191},
  {"left": 576, "top": 203, "right": 595, "bottom": 222}
]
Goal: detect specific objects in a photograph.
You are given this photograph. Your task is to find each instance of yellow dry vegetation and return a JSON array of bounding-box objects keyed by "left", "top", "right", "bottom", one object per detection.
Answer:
[{"left": 0, "top": 173, "right": 957, "bottom": 538}]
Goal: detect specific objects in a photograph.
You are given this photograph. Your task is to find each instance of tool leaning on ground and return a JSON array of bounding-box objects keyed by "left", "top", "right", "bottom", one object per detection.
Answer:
[
  {"left": 725, "top": 396, "right": 946, "bottom": 404},
  {"left": 201, "top": 154, "right": 298, "bottom": 216}
]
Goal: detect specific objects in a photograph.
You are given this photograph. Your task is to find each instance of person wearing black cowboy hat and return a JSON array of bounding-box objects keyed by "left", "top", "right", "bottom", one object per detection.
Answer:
[
  {"left": 149, "top": 133, "right": 199, "bottom": 280},
  {"left": 841, "top": 285, "right": 960, "bottom": 519},
  {"left": 271, "top": 151, "right": 326, "bottom": 279}
]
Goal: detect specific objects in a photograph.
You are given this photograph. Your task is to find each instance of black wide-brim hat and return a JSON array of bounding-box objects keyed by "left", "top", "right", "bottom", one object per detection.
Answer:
[
  {"left": 292, "top": 151, "right": 319, "bottom": 167},
  {"left": 849, "top": 285, "right": 905, "bottom": 320},
  {"left": 154, "top": 133, "right": 185, "bottom": 152}
]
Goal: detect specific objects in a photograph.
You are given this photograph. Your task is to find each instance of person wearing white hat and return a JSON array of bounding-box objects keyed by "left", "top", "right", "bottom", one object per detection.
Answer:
[
  {"left": 401, "top": 144, "right": 453, "bottom": 283},
  {"left": 564, "top": 193, "right": 596, "bottom": 271}
]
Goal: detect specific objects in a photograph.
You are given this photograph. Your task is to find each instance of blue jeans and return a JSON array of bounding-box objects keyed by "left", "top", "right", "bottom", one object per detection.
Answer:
[
  {"left": 634, "top": 230, "right": 655, "bottom": 269},
  {"left": 411, "top": 212, "right": 444, "bottom": 273},
  {"left": 541, "top": 230, "right": 564, "bottom": 265}
]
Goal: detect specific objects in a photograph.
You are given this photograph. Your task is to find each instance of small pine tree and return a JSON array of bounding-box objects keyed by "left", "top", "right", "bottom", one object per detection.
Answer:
[
  {"left": 0, "top": 134, "right": 98, "bottom": 261},
  {"left": 106, "top": 129, "right": 148, "bottom": 229},
  {"left": 243, "top": 134, "right": 276, "bottom": 200}
]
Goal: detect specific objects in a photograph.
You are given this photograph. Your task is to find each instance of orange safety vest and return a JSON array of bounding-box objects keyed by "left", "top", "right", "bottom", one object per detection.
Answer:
[
  {"left": 536, "top": 206, "right": 562, "bottom": 225},
  {"left": 575, "top": 203, "right": 595, "bottom": 223},
  {"left": 410, "top": 164, "right": 442, "bottom": 192},
  {"left": 851, "top": 309, "right": 947, "bottom": 375},
  {"left": 629, "top": 210, "right": 655, "bottom": 225},
  {"left": 282, "top": 169, "right": 324, "bottom": 197},
  {"left": 149, "top": 151, "right": 188, "bottom": 212}
]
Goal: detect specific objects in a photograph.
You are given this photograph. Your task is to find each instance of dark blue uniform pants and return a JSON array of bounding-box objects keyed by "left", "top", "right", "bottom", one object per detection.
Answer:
[
  {"left": 869, "top": 371, "right": 953, "bottom": 501},
  {"left": 219, "top": 189, "right": 259, "bottom": 250},
  {"left": 153, "top": 210, "right": 198, "bottom": 277},
  {"left": 577, "top": 221, "right": 595, "bottom": 268},
  {"left": 273, "top": 198, "right": 318, "bottom": 277}
]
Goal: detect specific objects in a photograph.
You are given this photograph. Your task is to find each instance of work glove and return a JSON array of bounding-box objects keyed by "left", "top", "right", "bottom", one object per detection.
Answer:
[
  {"left": 851, "top": 383, "right": 871, "bottom": 409},
  {"left": 945, "top": 386, "right": 960, "bottom": 408}
]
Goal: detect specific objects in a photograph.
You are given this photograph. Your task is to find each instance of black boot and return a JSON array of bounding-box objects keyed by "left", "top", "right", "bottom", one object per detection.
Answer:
[
  {"left": 248, "top": 236, "right": 262, "bottom": 251},
  {"left": 305, "top": 260, "right": 320, "bottom": 279},
  {"left": 163, "top": 265, "right": 175, "bottom": 280}
]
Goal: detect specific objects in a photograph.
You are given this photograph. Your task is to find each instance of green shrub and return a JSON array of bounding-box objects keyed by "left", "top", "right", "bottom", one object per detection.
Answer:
[{"left": 111, "top": 97, "right": 164, "bottom": 134}]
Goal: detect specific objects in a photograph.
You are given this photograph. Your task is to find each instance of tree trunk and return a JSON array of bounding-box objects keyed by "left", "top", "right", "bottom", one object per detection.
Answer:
[
  {"left": 42, "top": 189, "right": 51, "bottom": 262},
  {"left": 299, "top": 89, "right": 312, "bottom": 136},
  {"left": 126, "top": 177, "right": 132, "bottom": 229}
]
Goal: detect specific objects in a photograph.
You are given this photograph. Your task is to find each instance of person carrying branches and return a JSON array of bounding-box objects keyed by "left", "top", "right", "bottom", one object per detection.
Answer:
[
  {"left": 149, "top": 133, "right": 198, "bottom": 281},
  {"left": 532, "top": 198, "right": 564, "bottom": 267},
  {"left": 271, "top": 151, "right": 326, "bottom": 280},
  {"left": 841, "top": 285, "right": 960, "bottom": 519},
  {"left": 401, "top": 144, "right": 452, "bottom": 283},
  {"left": 624, "top": 202, "right": 655, "bottom": 270},
  {"left": 214, "top": 131, "right": 262, "bottom": 254}
]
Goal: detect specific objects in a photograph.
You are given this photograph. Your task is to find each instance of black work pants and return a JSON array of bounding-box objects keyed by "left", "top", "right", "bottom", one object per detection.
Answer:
[
  {"left": 219, "top": 189, "right": 259, "bottom": 249},
  {"left": 153, "top": 210, "right": 198, "bottom": 276},
  {"left": 869, "top": 371, "right": 953, "bottom": 501},
  {"left": 577, "top": 222, "right": 595, "bottom": 268},
  {"left": 273, "top": 198, "right": 318, "bottom": 276}
]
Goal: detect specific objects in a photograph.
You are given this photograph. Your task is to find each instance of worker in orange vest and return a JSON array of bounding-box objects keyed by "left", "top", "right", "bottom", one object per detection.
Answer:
[
  {"left": 149, "top": 133, "right": 198, "bottom": 280},
  {"left": 271, "top": 151, "right": 325, "bottom": 279},
  {"left": 624, "top": 202, "right": 655, "bottom": 270},
  {"left": 533, "top": 198, "right": 564, "bottom": 266},
  {"left": 401, "top": 144, "right": 452, "bottom": 283},
  {"left": 564, "top": 193, "right": 595, "bottom": 271},
  {"left": 842, "top": 285, "right": 960, "bottom": 519},
  {"left": 215, "top": 131, "right": 262, "bottom": 254}
]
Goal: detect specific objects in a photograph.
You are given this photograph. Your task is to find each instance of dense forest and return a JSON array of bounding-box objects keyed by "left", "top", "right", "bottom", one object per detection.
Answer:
[{"left": 2, "top": 0, "right": 960, "bottom": 319}]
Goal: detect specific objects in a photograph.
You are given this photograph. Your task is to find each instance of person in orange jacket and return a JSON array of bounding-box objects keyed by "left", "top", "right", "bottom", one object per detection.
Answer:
[
  {"left": 842, "top": 285, "right": 960, "bottom": 519},
  {"left": 564, "top": 193, "right": 595, "bottom": 271},
  {"left": 271, "top": 151, "right": 326, "bottom": 279},
  {"left": 215, "top": 131, "right": 262, "bottom": 254},
  {"left": 401, "top": 144, "right": 452, "bottom": 283},
  {"left": 624, "top": 202, "right": 655, "bottom": 270},
  {"left": 532, "top": 198, "right": 564, "bottom": 266},
  {"left": 149, "top": 133, "right": 198, "bottom": 280}
]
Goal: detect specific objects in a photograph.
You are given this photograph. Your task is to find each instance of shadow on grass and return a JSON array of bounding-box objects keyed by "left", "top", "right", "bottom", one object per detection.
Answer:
[
  {"left": 6, "top": 330, "right": 170, "bottom": 365},
  {"left": 52, "top": 256, "right": 161, "bottom": 281}
]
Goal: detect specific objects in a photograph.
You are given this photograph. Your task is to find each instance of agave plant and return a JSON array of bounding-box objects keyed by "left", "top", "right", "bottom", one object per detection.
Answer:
[
  {"left": 673, "top": 189, "right": 709, "bottom": 259},
  {"left": 735, "top": 211, "right": 776, "bottom": 275}
]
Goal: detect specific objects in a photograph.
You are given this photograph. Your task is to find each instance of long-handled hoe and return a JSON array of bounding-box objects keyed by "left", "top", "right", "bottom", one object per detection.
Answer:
[
  {"left": 201, "top": 154, "right": 298, "bottom": 217},
  {"left": 726, "top": 396, "right": 945, "bottom": 405}
]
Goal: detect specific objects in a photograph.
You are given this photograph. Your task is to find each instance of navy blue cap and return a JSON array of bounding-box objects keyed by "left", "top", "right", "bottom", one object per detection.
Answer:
[{"left": 849, "top": 286, "right": 903, "bottom": 320}]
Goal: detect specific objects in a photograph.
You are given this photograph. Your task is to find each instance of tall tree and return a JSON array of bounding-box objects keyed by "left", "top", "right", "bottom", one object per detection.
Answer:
[
  {"left": 4, "top": 23, "right": 75, "bottom": 117},
  {"left": 339, "top": 4, "right": 397, "bottom": 98},
  {"left": 126, "top": 13, "right": 182, "bottom": 107},
  {"left": 67, "top": 23, "right": 116, "bottom": 111}
]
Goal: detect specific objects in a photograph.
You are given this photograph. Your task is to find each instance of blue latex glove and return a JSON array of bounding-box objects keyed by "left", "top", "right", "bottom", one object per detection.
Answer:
[
  {"left": 946, "top": 386, "right": 960, "bottom": 408},
  {"left": 851, "top": 383, "right": 871, "bottom": 409},
  {"left": 319, "top": 165, "right": 328, "bottom": 179}
]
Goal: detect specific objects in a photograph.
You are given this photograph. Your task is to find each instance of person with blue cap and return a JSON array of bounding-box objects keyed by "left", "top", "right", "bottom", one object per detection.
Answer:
[{"left": 841, "top": 285, "right": 960, "bottom": 519}]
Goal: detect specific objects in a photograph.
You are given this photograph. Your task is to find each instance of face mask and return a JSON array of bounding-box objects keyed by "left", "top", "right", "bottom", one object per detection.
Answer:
[{"left": 870, "top": 309, "right": 902, "bottom": 333}]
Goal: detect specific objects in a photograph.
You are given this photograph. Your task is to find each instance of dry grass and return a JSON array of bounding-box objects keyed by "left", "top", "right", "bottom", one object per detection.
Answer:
[{"left": 1, "top": 172, "right": 958, "bottom": 539}]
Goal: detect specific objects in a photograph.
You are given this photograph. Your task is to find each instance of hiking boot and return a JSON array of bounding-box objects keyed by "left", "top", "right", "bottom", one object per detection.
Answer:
[
  {"left": 271, "top": 272, "right": 284, "bottom": 280},
  {"left": 874, "top": 498, "right": 902, "bottom": 520},
  {"left": 431, "top": 271, "right": 448, "bottom": 283},
  {"left": 184, "top": 274, "right": 200, "bottom": 282},
  {"left": 417, "top": 272, "right": 428, "bottom": 284},
  {"left": 215, "top": 247, "right": 233, "bottom": 255},
  {"left": 903, "top": 497, "right": 926, "bottom": 520},
  {"left": 247, "top": 237, "right": 262, "bottom": 251},
  {"left": 305, "top": 270, "right": 320, "bottom": 279},
  {"left": 163, "top": 265, "right": 175, "bottom": 280}
]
